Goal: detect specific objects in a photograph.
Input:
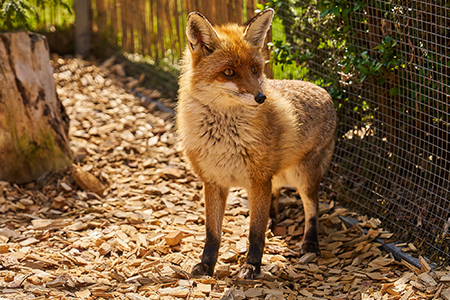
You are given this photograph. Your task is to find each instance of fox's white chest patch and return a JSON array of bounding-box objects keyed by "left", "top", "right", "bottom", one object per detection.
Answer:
[{"left": 181, "top": 103, "right": 259, "bottom": 187}]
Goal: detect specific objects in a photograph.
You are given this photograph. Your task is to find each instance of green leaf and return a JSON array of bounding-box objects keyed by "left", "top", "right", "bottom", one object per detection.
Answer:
[
  {"left": 358, "top": 65, "right": 370, "bottom": 74},
  {"left": 354, "top": 2, "right": 365, "bottom": 11},
  {"left": 320, "top": 8, "right": 330, "bottom": 17},
  {"left": 373, "top": 44, "right": 383, "bottom": 50},
  {"left": 389, "top": 86, "right": 399, "bottom": 96},
  {"left": 373, "top": 63, "right": 382, "bottom": 72},
  {"left": 344, "top": 64, "right": 351, "bottom": 74},
  {"left": 331, "top": 7, "right": 340, "bottom": 16}
]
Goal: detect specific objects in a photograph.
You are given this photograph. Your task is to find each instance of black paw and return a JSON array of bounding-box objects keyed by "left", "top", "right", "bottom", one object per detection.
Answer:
[
  {"left": 301, "top": 240, "right": 321, "bottom": 255},
  {"left": 237, "top": 263, "right": 259, "bottom": 279},
  {"left": 191, "top": 262, "right": 214, "bottom": 276}
]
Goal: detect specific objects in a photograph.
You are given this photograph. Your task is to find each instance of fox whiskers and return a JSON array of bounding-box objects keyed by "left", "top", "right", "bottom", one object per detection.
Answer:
[
  {"left": 210, "top": 92, "right": 223, "bottom": 104},
  {"left": 218, "top": 87, "right": 239, "bottom": 98}
]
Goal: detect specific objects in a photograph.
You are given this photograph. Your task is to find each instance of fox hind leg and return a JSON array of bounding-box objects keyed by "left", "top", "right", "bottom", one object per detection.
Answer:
[
  {"left": 293, "top": 156, "right": 328, "bottom": 255},
  {"left": 268, "top": 188, "right": 280, "bottom": 231},
  {"left": 192, "top": 182, "right": 228, "bottom": 276},
  {"left": 298, "top": 178, "right": 321, "bottom": 255}
]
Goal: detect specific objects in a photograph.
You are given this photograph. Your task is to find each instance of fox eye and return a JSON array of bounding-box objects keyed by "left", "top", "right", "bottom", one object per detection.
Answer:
[
  {"left": 223, "top": 69, "right": 235, "bottom": 77},
  {"left": 252, "top": 66, "right": 258, "bottom": 74}
]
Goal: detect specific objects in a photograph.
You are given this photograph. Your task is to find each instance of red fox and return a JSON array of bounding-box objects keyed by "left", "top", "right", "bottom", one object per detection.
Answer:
[{"left": 177, "top": 8, "right": 337, "bottom": 279}]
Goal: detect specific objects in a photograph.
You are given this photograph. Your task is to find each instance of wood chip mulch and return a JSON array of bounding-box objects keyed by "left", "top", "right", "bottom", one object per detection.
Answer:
[{"left": 1, "top": 55, "right": 450, "bottom": 300}]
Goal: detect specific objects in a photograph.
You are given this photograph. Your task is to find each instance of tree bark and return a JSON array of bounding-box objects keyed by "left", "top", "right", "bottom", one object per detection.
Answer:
[{"left": 0, "top": 31, "right": 72, "bottom": 184}]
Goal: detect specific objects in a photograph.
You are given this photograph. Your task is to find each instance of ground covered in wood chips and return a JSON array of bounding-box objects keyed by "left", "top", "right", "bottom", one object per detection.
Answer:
[{"left": 1, "top": 56, "right": 450, "bottom": 300}]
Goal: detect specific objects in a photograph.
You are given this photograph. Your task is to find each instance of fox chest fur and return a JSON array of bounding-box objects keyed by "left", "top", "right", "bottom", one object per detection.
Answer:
[{"left": 178, "top": 96, "right": 292, "bottom": 188}]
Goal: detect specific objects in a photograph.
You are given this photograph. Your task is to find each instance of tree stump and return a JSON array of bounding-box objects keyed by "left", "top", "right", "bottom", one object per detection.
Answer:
[{"left": 0, "top": 31, "right": 72, "bottom": 184}]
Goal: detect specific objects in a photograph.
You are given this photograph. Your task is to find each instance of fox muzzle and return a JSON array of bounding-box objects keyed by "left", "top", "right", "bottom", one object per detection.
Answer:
[{"left": 255, "top": 93, "right": 266, "bottom": 104}]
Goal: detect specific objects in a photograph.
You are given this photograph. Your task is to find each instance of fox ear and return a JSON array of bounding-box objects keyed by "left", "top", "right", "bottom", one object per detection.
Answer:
[
  {"left": 244, "top": 8, "right": 274, "bottom": 48},
  {"left": 186, "top": 12, "right": 219, "bottom": 55}
]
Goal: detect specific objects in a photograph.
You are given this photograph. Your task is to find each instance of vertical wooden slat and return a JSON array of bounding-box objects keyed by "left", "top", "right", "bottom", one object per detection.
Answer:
[
  {"left": 127, "top": 0, "right": 134, "bottom": 51},
  {"left": 124, "top": 0, "right": 132, "bottom": 51},
  {"left": 51, "top": 1, "right": 55, "bottom": 26},
  {"left": 203, "top": 0, "right": 212, "bottom": 23},
  {"left": 262, "top": 0, "right": 273, "bottom": 78},
  {"left": 118, "top": 0, "right": 126, "bottom": 50},
  {"left": 189, "top": 0, "right": 194, "bottom": 14},
  {"left": 183, "top": 0, "right": 190, "bottom": 14},
  {"left": 150, "top": 0, "right": 158, "bottom": 60},
  {"left": 163, "top": 0, "right": 169, "bottom": 58},
  {"left": 265, "top": 27, "right": 274, "bottom": 78},
  {"left": 222, "top": 0, "right": 227, "bottom": 24},
  {"left": 117, "top": 0, "right": 125, "bottom": 47},
  {"left": 210, "top": 0, "right": 216, "bottom": 24},
  {"left": 148, "top": 0, "right": 156, "bottom": 59},
  {"left": 111, "top": 0, "right": 118, "bottom": 42},
  {"left": 130, "top": 3, "right": 136, "bottom": 52},
  {"left": 75, "top": 0, "right": 91, "bottom": 56},
  {"left": 166, "top": 0, "right": 174, "bottom": 60},
  {"left": 104, "top": 0, "right": 110, "bottom": 31},
  {"left": 182, "top": 0, "right": 191, "bottom": 52},
  {"left": 146, "top": 0, "right": 153, "bottom": 58},
  {"left": 227, "top": 1, "right": 233, "bottom": 23},
  {"left": 139, "top": 0, "right": 147, "bottom": 55},
  {"left": 214, "top": 0, "right": 220, "bottom": 23},
  {"left": 90, "top": 0, "right": 96, "bottom": 33},
  {"left": 193, "top": 0, "right": 200, "bottom": 16},
  {"left": 174, "top": 0, "right": 183, "bottom": 59},
  {"left": 219, "top": 0, "right": 224, "bottom": 24},
  {"left": 97, "top": 0, "right": 107, "bottom": 33},
  {"left": 41, "top": 3, "right": 46, "bottom": 26},
  {"left": 221, "top": 0, "right": 226, "bottom": 23},
  {"left": 236, "top": 0, "right": 243, "bottom": 23},
  {"left": 247, "top": 0, "right": 255, "bottom": 22},
  {"left": 156, "top": 0, "right": 165, "bottom": 59}
]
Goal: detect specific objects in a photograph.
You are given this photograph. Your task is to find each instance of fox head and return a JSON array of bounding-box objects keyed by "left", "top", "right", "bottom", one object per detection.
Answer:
[{"left": 182, "top": 8, "right": 274, "bottom": 109}]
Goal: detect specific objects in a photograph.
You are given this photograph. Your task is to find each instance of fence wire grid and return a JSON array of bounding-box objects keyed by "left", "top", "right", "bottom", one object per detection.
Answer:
[{"left": 271, "top": 0, "right": 450, "bottom": 264}]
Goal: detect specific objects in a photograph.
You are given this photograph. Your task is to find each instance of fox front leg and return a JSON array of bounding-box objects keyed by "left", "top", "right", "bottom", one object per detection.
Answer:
[
  {"left": 191, "top": 182, "right": 228, "bottom": 276},
  {"left": 238, "top": 180, "right": 272, "bottom": 279}
]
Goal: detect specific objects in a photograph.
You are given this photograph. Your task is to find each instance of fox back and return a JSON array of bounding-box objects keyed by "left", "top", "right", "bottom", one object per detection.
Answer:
[{"left": 177, "top": 9, "right": 337, "bottom": 278}]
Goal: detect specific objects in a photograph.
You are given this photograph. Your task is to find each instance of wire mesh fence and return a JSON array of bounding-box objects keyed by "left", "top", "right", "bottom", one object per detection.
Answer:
[{"left": 270, "top": 0, "right": 450, "bottom": 264}]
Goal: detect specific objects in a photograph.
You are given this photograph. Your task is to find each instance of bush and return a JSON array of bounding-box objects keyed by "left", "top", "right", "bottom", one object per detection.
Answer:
[{"left": 0, "top": 0, "right": 73, "bottom": 32}]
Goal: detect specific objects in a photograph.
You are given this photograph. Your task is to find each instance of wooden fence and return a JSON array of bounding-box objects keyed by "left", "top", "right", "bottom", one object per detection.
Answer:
[{"left": 91, "top": 0, "right": 264, "bottom": 62}]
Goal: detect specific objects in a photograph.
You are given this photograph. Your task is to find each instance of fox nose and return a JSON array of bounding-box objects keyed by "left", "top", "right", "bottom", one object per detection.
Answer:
[{"left": 255, "top": 93, "right": 266, "bottom": 104}]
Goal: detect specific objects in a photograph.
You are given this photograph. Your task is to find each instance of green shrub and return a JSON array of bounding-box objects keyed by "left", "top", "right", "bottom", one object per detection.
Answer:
[{"left": 0, "top": 0, "right": 73, "bottom": 31}]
